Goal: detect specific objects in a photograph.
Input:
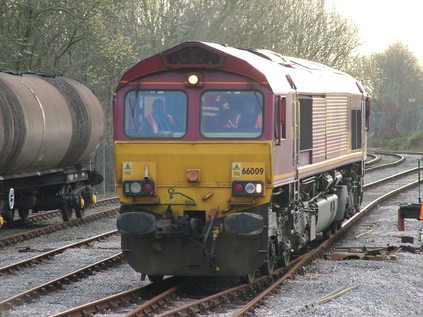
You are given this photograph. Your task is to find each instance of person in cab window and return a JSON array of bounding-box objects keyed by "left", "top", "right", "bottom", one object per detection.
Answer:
[
  {"left": 145, "top": 99, "right": 177, "bottom": 133},
  {"left": 203, "top": 95, "right": 232, "bottom": 132},
  {"left": 238, "top": 99, "right": 262, "bottom": 131},
  {"left": 224, "top": 99, "right": 262, "bottom": 131}
]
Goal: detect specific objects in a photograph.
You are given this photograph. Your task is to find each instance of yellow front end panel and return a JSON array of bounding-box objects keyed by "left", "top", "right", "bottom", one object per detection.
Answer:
[{"left": 115, "top": 141, "right": 273, "bottom": 218}]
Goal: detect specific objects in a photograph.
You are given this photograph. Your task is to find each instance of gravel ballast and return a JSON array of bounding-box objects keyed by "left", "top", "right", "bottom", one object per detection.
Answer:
[
  {"left": 2, "top": 158, "right": 423, "bottom": 316},
  {"left": 255, "top": 189, "right": 423, "bottom": 317}
]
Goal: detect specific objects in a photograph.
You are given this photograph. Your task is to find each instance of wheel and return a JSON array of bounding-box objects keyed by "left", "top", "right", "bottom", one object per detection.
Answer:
[
  {"left": 280, "top": 248, "right": 290, "bottom": 267},
  {"left": 82, "top": 190, "right": 93, "bottom": 209},
  {"left": 75, "top": 206, "right": 84, "bottom": 218},
  {"left": 18, "top": 208, "right": 29, "bottom": 220},
  {"left": 75, "top": 197, "right": 85, "bottom": 218},
  {"left": 61, "top": 206, "right": 73, "bottom": 221},
  {"left": 148, "top": 275, "right": 164, "bottom": 283},
  {"left": 3, "top": 209, "right": 15, "bottom": 223},
  {"left": 260, "top": 241, "right": 276, "bottom": 275},
  {"left": 60, "top": 185, "right": 74, "bottom": 221},
  {"left": 261, "top": 256, "right": 275, "bottom": 275},
  {"left": 332, "top": 221, "right": 341, "bottom": 233},
  {"left": 278, "top": 240, "right": 291, "bottom": 267},
  {"left": 323, "top": 226, "right": 332, "bottom": 240},
  {"left": 240, "top": 271, "right": 255, "bottom": 284}
]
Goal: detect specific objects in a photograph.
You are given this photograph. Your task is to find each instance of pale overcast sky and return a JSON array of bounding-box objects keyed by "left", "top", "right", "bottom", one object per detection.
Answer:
[{"left": 326, "top": 0, "right": 423, "bottom": 63}]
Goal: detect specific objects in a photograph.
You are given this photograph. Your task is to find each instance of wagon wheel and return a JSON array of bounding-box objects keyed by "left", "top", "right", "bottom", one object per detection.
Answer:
[
  {"left": 75, "top": 196, "right": 85, "bottom": 218},
  {"left": 4, "top": 188, "right": 16, "bottom": 223},
  {"left": 75, "top": 205, "right": 84, "bottom": 218},
  {"left": 60, "top": 185, "right": 73, "bottom": 221},
  {"left": 82, "top": 191, "right": 91, "bottom": 209},
  {"left": 3, "top": 209, "right": 15, "bottom": 223},
  {"left": 61, "top": 205, "right": 73, "bottom": 222},
  {"left": 18, "top": 208, "right": 29, "bottom": 220}
]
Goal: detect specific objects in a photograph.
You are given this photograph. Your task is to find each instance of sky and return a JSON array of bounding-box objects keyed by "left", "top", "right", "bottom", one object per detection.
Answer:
[{"left": 326, "top": 0, "right": 423, "bottom": 63}]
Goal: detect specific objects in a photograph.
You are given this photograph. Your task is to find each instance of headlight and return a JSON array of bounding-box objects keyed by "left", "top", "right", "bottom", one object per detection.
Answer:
[
  {"left": 244, "top": 183, "right": 256, "bottom": 194},
  {"left": 130, "top": 182, "right": 142, "bottom": 194},
  {"left": 186, "top": 73, "right": 202, "bottom": 87},
  {"left": 188, "top": 74, "right": 199, "bottom": 85}
]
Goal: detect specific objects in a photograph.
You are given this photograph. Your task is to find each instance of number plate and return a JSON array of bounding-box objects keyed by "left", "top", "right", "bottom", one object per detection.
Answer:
[{"left": 232, "top": 162, "right": 265, "bottom": 180}]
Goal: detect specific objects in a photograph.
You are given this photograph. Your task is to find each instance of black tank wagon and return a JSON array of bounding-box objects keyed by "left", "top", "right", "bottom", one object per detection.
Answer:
[{"left": 0, "top": 71, "right": 104, "bottom": 225}]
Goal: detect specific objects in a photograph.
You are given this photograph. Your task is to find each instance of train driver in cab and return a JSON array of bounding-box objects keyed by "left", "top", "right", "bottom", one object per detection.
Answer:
[
  {"left": 145, "top": 99, "right": 177, "bottom": 134},
  {"left": 224, "top": 98, "right": 262, "bottom": 131}
]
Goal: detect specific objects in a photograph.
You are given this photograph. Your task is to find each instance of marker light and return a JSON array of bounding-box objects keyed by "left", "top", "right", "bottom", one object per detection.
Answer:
[
  {"left": 255, "top": 183, "right": 262, "bottom": 194},
  {"left": 234, "top": 183, "right": 243, "bottom": 193},
  {"left": 142, "top": 183, "right": 153, "bottom": 194},
  {"left": 187, "top": 74, "right": 199, "bottom": 85}
]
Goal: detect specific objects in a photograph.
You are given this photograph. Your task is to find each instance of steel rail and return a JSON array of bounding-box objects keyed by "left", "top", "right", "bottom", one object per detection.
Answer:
[
  {"left": 0, "top": 253, "right": 124, "bottom": 312},
  {"left": 56, "top": 167, "right": 421, "bottom": 317},
  {"left": 152, "top": 256, "right": 304, "bottom": 317},
  {"left": 48, "top": 278, "right": 181, "bottom": 317},
  {"left": 364, "top": 153, "right": 380, "bottom": 166},
  {"left": 12, "top": 159, "right": 420, "bottom": 316},
  {"left": 0, "top": 230, "right": 118, "bottom": 275},
  {"left": 365, "top": 153, "right": 405, "bottom": 171},
  {"left": 233, "top": 178, "right": 422, "bottom": 316},
  {"left": 363, "top": 166, "right": 423, "bottom": 190},
  {"left": 0, "top": 207, "right": 120, "bottom": 248},
  {"left": 369, "top": 149, "right": 423, "bottom": 156},
  {"left": 123, "top": 286, "right": 180, "bottom": 317}
]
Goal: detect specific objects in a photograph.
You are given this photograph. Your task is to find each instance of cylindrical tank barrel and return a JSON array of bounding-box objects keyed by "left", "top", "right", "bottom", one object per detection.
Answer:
[{"left": 0, "top": 72, "right": 104, "bottom": 175}]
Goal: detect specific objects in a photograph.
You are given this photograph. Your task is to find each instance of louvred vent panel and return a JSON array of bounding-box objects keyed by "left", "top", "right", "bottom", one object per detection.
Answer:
[{"left": 163, "top": 46, "right": 222, "bottom": 68}]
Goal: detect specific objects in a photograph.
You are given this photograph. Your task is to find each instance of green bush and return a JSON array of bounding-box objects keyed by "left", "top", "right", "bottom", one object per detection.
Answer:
[{"left": 368, "top": 132, "right": 423, "bottom": 152}]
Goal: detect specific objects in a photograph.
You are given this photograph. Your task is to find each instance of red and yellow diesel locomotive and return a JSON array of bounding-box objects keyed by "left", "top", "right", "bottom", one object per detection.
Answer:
[{"left": 114, "top": 42, "right": 369, "bottom": 281}]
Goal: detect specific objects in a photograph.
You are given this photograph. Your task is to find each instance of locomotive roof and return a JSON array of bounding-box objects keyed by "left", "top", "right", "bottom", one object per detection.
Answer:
[{"left": 118, "top": 41, "right": 365, "bottom": 95}]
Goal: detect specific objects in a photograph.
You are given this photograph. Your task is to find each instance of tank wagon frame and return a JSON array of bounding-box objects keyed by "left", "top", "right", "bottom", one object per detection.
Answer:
[
  {"left": 114, "top": 42, "right": 369, "bottom": 281},
  {"left": 0, "top": 71, "right": 104, "bottom": 224}
]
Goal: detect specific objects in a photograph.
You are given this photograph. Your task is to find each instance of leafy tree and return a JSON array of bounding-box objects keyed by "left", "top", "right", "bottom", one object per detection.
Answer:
[
  {"left": 363, "top": 42, "right": 423, "bottom": 137},
  {"left": 0, "top": 0, "right": 136, "bottom": 192},
  {"left": 127, "top": 0, "right": 359, "bottom": 70},
  {"left": 0, "top": 0, "right": 362, "bottom": 191}
]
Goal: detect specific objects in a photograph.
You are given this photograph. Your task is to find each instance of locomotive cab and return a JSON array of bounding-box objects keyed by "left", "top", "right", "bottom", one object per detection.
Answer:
[{"left": 114, "top": 42, "right": 367, "bottom": 280}]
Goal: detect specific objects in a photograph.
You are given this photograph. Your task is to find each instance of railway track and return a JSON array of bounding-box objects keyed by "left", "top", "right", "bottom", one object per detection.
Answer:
[
  {"left": 364, "top": 153, "right": 380, "bottom": 166},
  {"left": 20, "top": 163, "right": 418, "bottom": 317},
  {"left": 364, "top": 152, "right": 404, "bottom": 171},
  {"left": 0, "top": 198, "right": 119, "bottom": 248},
  {"left": 0, "top": 230, "right": 118, "bottom": 275},
  {"left": 0, "top": 253, "right": 125, "bottom": 312}
]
